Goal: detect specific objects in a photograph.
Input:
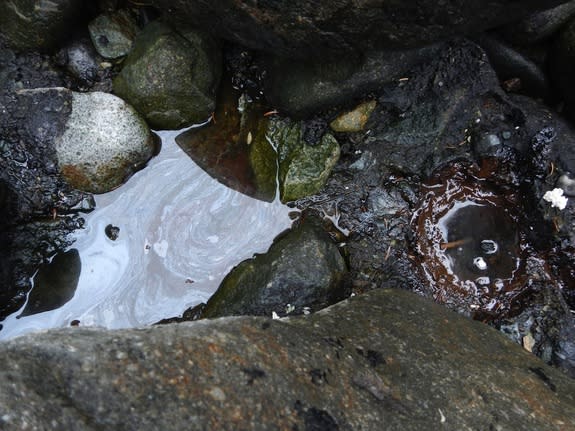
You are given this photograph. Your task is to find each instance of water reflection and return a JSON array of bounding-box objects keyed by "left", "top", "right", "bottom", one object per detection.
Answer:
[{"left": 0, "top": 128, "right": 293, "bottom": 340}]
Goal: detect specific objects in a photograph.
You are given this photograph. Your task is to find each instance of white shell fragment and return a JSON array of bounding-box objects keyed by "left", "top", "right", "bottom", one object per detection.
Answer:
[
  {"left": 543, "top": 188, "right": 568, "bottom": 210},
  {"left": 473, "top": 256, "right": 488, "bottom": 271}
]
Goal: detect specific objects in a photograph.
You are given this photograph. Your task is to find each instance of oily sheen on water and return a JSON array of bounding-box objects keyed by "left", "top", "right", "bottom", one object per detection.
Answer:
[{"left": 0, "top": 128, "right": 292, "bottom": 340}]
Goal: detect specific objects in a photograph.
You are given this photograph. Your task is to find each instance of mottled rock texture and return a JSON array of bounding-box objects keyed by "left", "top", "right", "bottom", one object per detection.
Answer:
[{"left": 0, "top": 289, "right": 573, "bottom": 430}]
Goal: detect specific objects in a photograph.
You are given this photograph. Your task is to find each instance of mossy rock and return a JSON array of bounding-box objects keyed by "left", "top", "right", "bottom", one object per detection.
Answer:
[
  {"left": 113, "top": 22, "right": 221, "bottom": 130},
  {"left": 268, "top": 118, "right": 340, "bottom": 202}
]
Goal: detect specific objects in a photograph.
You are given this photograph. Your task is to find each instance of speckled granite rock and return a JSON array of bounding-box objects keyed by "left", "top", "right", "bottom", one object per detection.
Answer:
[
  {"left": 0, "top": 289, "right": 573, "bottom": 430},
  {"left": 55, "top": 91, "right": 157, "bottom": 194}
]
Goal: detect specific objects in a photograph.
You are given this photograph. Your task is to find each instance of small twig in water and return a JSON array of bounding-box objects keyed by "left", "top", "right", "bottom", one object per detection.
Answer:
[{"left": 440, "top": 238, "right": 471, "bottom": 250}]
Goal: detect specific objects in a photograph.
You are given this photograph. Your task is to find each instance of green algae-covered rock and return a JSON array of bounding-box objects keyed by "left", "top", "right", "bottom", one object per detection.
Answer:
[
  {"left": 113, "top": 22, "right": 221, "bottom": 130},
  {"left": 248, "top": 116, "right": 277, "bottom": 202},
  {"left": 202, "top": 218, "right": 348, "bottom": 318},
  {"left": 268, "top": 118, "right": 340, "bottom": 202}
]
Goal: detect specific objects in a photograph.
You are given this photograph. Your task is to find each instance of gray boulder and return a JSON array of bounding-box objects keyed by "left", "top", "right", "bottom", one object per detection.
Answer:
[
  {"left": 113, "top": 22, "right": 221, "bottom": 130},
  {"left": 0, "top": 289, "right": 574, "bottom": 430},
  {"left": 55, "top": 91, "right": 157, "bottom": 194}
]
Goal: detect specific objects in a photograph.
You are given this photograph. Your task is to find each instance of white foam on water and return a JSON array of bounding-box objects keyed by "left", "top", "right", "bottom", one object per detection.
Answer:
[{"left": 0, "top": 127, "right": 293, "bottom": 340}]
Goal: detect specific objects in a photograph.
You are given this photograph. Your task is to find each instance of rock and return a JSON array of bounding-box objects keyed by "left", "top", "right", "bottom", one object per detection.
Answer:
[
  {"left": 359, "top": 40, "right": 501, "bottom": 178},
  {"left": 150, "top": 0, "right": 566, "bottom": 57},
  {"left": 202, "top": 217, "right": 348, "bottom": 318},
  {"left": 330, "top": 100, "right": 377, "bottom": 132},
  {"left": 0, "top": 0, "right": 95, "bottom": 51},
  {"left": 113, "top": 22, "right": 221, "bottom": 130},
  {"left": 177, "top": 80, "right": 340, "bottom": 203},
  {"left": 0, "top": 65, "right": 89, "bottom": 320},
  {"left": 0, "top": 289, "right": 574, "bottom": 430},
  {"left": 269, "top": 118, "right": 340, "bottom": 202},
  {"left": 474, "top": 35, "right": 550, "bottom": 100},
  {"left": 54, "top": 39, "right": 101, "bottom": 89},
  {"left": 89, "top": 10, "right": 139, "bottom": 59},
  {"left": 18, "top": 248, "right": 81, "bottom": 317},
  {"left": 264, "top": 44, "right": 441, "bottom": 118},
  {"left": 55, "top": 91, "right": 157, "bottom": 194},
  {"left": 176, "top": 78, "right": 277, "bottom": 202},
  {"left": 498, "top": 1, "right": 575, "bottom": 44},
  {"left": 549, "top": 15, "right": 575, "bottom": 116}
]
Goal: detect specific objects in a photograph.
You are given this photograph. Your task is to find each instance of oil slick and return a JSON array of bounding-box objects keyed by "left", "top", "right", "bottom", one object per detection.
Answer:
[{"left": 0, "top": 128, "right": 293, "bottom": 340}]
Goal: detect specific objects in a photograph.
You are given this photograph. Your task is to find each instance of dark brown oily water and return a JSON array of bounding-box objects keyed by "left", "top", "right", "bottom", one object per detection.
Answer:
[{"left": 411, "top": 161, "right": 531, "bottom": 319}]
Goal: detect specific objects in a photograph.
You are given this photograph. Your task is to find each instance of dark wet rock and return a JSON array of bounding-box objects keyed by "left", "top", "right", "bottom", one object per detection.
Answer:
[
  {"left": 54, "top": 38, "right": 101, "bottom": 90},
  {"left": 89, "top": 9, "right": 140, "bottom": 59},
  {"left": 0, "top": 0, "right": 95, "bottom": 51},
  {"left": 113, "top": 21, "right": 221, "bottom": 130},
  {"left": 474, "top": 35, "right": 550, "bottom": 100},
  {"left": 549, "top": 16, "right": 575, "bottom": 118},
  {"left": 354, "top": 40, "right": 500, "bottom": 178},
  {"left": 177, "top": 77, "right": 340, "bottom": 203},
  {"left": 498, "top": 1, "right": 575, "bottom": 45},
  {"left": 1, "top": 289, "right": 574, "bottom": 430},
  {"left": 284, "top": 39, "right": 575, "bottom": 372},
  {"left": 151, "top": 0, "right": 566, "bottom": 57},
  {"left": 264, "top": 44, "right": 442, "bottom": 118},
  {"left": 0, "top": 53, "right": 90, "bottom": 320},
  {"left": 176, "top": 77, "right": 277, "bottom": 202},
  {"left": 18, "top": 248, "right": 81, "bottom": 317},
  {"left": 104, "top": 224, "right": 120, "bottom": 241},
  {"left": 202, "top": 217, "right": 348, "bottom": 318},
  {"left": 270, "top": 118, "right": 340, "bottom": 203},
  {"left": 55, "top": 90, "right": 157, "bottom": 194}
]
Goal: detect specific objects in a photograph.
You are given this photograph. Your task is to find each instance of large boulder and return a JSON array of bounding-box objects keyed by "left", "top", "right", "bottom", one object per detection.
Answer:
[
  {"left": 55, "top": 91, "right": 157, "bottom": 194},
  {"left": 113, "top": 22, "right": 221, "bottom": 130},
  {"left": 151, "top": 0, "right": 568, "bottom": 57},
  {"left": 0, "top": 289, "right": 574, "bottom": 430}
]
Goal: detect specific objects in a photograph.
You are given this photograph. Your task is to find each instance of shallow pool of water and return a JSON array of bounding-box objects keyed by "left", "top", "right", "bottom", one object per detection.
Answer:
[{"left": 0, "top": 127, "right": 293, "bottom": 340}]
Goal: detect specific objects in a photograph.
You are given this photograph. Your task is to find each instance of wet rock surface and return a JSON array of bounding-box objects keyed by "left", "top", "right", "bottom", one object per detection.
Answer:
[
  {"left": 271, "top": 118, "right": 340, "bottom": 202},
  {"left": 88, "top": 9, "right": 140, "bottom": 59},
  {"left": 0, "top": 0, "right": 96, "bottom": 51},
  {"left": 113, "top": 21, "right": 221, "bottom": 130},
  {"left": 263, "top": 44, "right": 442, "bottom": 118},
  {"left": 1, "top": 1, "right": 575, "bottom": 424},
  {"left": 0, "top": 289, "right": 574, "bottom": 431},
  {"left": 177, "top": 76, "right": 341, "bottom": 203},
  {"left": 0, "top": 51, "right": 92, "bottom": 321},
  {"left": 202, "top": 217, "right": 349, "bottom": 319},
  {"left": 150, "top": 0, "right": 567, "bottom": 57}
]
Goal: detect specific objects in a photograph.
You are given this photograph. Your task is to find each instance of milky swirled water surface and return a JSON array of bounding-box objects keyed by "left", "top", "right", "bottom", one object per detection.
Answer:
[{"left": 0, "top": 127, "right": 293, "bottom": 339}]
